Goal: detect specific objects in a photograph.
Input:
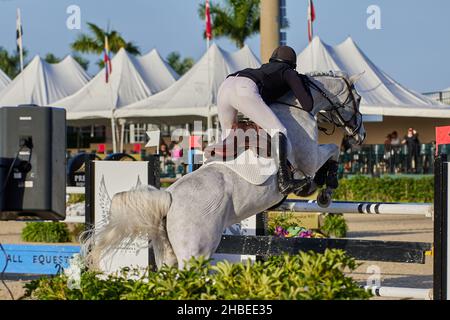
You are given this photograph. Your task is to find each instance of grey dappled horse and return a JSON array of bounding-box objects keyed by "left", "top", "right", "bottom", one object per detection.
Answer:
[{"left": 82, "top": 71, "right": 366, "bottom": 269}]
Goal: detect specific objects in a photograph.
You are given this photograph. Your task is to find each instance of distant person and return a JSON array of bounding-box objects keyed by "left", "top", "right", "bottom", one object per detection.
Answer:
[
  {"left": 384, "top": 134, "right": 393, "bottom": 173},
  {"left": 160, "top": 143, "right": 169, "bottom": 157},
  {"left": 390, "top": 131, "right": 401, "bottom": 146},
  {"left": 402, "top": 128, "right": 420, "bottom": 173},
  {"left": 159, "top": 143, "right": 170, "bottom": 174},
  {"left": 384, "top": 134, "right": 392, "bottom": 152},
  {"left": 390, "top": 131, "right": 401, "bottom": 172},
  {"left": 170, "top": 142, "right": 183, "bottom": 164}
]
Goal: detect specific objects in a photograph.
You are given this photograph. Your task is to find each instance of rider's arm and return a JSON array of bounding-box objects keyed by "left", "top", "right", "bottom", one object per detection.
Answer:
[{"left": 284, "top": 69, "right": 313, "bottom": 112}]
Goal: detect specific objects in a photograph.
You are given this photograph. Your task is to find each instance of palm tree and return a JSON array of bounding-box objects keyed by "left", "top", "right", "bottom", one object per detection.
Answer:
[
  {"left": 166, "top": 52, "right": 194, "bottom": 75},
  {"left": 44, "top": 53, "right": 89, "bottom": 71},
  {"left": 71, "top": 22, "right": 140, "bottom": 68},
  {"left": 198, "top": 0, "right": 261, "bottom": 48},
  {"left": 0, "top": 47, "right": 28, "bottom": 78},
  {"left": 44, "top": 53, "right": 61, "bottom": 64}
]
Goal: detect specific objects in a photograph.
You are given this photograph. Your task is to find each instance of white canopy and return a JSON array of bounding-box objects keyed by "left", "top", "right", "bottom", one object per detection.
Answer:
[
  {"left": 0, "top": 55, "right": 90, "bottom": 106},
  {"left": 297, "top": 37, "right": 450, "bottom": 118},
  {"left": 0, "top": 68, "right": 10, "bottom": 93},
  {"left": 115, "top": 44, "right": 261, "bottom": 118},
  {"left": 54, "top": 48, "right": 179, "bottom": 120}
]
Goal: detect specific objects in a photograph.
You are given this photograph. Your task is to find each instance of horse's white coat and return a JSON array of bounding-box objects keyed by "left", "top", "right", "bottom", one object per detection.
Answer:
[{"left": 82, "top": 73, "right": 366, "bottom": 269}]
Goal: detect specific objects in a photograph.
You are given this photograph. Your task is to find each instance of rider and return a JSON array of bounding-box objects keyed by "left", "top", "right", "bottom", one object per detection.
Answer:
[{"left": 217, "top": 45, "right": 314, "bottom": 195}]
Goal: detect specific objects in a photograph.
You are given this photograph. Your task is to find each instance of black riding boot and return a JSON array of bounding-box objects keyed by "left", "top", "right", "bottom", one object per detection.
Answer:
[
  {"left": 277, "top": 133, "right": 293, "bottom": 194},
  {"left": 277, "top": 133, "right": 310, "bottom": 195}
]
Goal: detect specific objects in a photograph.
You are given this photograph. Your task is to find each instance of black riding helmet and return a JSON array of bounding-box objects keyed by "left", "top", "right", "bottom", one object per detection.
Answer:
[{"left": 269, "top": 46, "right": 297, "bottom": 69}]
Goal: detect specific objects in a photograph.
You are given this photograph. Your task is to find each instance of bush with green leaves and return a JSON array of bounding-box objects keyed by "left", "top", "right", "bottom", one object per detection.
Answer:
[
  {"left": 21, "top": 222, "right": 71, "bottom": 243},
  {"left": 67, "top": 194, "right": 85, "bottom": 205},
  {"left": 321, "top": 214, "right": 348, "bottom": 238},
  {"left": 334, "top": 175, "right": 433, "bottom": 202},
  {"left": 23, "top": 249, "right": 371, "bottom": 300},
  {"left": 267, "top": 212, "right": 300, "bottom": 235}
]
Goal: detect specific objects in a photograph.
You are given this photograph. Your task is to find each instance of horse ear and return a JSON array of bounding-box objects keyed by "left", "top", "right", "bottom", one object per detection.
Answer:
[{"left": 349, "top": 71, "right": 365, "bottom": 85}]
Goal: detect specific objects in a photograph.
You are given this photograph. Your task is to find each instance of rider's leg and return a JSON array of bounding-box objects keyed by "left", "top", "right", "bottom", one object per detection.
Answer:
[
  {"left": 217, "top": 78, "right": 238, "bottom": 140},
  {"left": 227, "top": 77, "right": 306, "bottom": 195}
]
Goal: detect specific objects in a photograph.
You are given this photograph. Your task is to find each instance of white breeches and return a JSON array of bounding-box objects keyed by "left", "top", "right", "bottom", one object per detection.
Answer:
[{"left": 217, "top": 76, "right": 288, "bottom": 140}]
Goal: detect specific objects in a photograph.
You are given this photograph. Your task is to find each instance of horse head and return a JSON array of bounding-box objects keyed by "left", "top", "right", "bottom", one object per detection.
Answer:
[{"left": 305, "top": 71, "right": 366, "bottom": 145}]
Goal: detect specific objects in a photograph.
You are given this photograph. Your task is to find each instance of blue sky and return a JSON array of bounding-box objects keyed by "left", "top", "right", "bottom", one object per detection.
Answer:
[{"left": 0, "top": 0, "right": 449, "bottom": 92}]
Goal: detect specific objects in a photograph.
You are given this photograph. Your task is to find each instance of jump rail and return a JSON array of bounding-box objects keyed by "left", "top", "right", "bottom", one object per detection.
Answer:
[
  {"left": 276, "top": 200, "right": 433, "bottom": 217},
  {"left": 216, "top": 235, "right": 431, "bottom": 264},
  {"left": 363, "top": 286, "right": 432, "bottom": 300}
]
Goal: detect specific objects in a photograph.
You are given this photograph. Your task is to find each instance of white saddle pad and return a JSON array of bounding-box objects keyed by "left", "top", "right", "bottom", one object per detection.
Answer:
[{"left": 203, "top": 148, "right": 278, "bottom": 185}]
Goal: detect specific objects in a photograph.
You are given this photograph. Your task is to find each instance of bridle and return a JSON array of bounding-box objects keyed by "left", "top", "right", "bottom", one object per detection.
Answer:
[
  {"left": 305, "top": 75, "right": 363, "bottom": 139},
  {"left": 277, "top": 74, "right": 363, "bottom": 139}
]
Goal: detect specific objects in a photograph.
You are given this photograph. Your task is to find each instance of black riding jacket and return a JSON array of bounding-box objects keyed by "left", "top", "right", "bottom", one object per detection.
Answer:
[{"left": 228, "top": 61, "right": 314, "bottom": 112}]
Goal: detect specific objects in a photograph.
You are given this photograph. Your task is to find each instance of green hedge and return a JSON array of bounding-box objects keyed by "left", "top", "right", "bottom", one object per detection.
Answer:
[
  {"left": 22, "top": 222, "right": 71, "bottom": 243},
  {"left": 333, "top": 176, "right": 433, "bottom": 202},
  {"left": 24, "top": 250, "right": 371, "bottom": 300}
]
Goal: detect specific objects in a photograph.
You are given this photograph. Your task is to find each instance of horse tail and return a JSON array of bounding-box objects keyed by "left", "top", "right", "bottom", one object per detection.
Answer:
[{"left": 81, "top": 185, "right": 172, "bottom": 269}]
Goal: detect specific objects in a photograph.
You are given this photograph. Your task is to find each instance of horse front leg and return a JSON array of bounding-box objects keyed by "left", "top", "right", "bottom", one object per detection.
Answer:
[{"left": 315, "top": 144, "right": 340, "bottom": 208}]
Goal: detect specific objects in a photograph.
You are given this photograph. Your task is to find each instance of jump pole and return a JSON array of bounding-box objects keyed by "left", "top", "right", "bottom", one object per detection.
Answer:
[
  {"left": 363, "top": 286, "right": 432, "bottom": 300},
  {"left": 276, "top": 200, "right": 433, "bottom": 217}
]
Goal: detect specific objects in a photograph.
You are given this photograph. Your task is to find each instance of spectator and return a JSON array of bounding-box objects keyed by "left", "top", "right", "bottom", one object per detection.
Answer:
[
  {"left": 170, "top": 142, "right": 183, "bottom": 165},
  {"left": 390, "top": 131, "right": 402, "bottom": 172},
  {"left": 390, "top": 131, "right": 401, "bottom": 146},
  {"left": 402, "top": 128, "right": 420, "bottom": 173},
  {"left": 384, "top": 134, "right": 394, "bottom": 173},
  {"left": 160, "top": 143, "right": 169, "bottom": 157},
  {"left": 159, "top": 142, "right": 170, "bottom": 175},
  {"left": 384, "top": 134, "right": 392, "bottom": 152}
]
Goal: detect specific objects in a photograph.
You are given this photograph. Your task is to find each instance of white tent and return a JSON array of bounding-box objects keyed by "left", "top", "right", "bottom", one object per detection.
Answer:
[
  {"left": 0, "top": 68, "right": 10, "bottom": 93},
  {"left": 115, "top": 44, "right": 261, "bottom": 118},
  {"left": 0, "top": 55, "right": 90, "bottom": 106},
  {"left": 54, "top": 48, "right": 179, "bottom": 120},
  {"left": 297, "top": 37, "right": 450, "bottom": 118}
]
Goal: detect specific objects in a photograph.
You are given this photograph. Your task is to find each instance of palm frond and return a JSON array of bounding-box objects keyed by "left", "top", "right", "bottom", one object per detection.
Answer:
[
  {"left": 87, "top": 22, "right": 106, "bottom": 42},
  {"left": 71, "top": 34, "right": 102, "bottom": 54}
]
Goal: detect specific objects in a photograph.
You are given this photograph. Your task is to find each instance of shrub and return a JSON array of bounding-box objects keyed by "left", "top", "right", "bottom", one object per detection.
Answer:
[
  {"left": 321, "top": 214, "right": 347, "bottom": 238},
  {"left": 23, "top": 249, "right": 371, "bottom": 300},
  {"left": 67, "top": 194, "right": 85, "bottom": 205},
  {"left": 69, "top": 223, "right": 85, "bottom": 242},
  {"left": 21, "top": 222, "right": 71, "bottom": 243},
  {"left": 334, "top": 175, "right": 433, "bottom": 202}
]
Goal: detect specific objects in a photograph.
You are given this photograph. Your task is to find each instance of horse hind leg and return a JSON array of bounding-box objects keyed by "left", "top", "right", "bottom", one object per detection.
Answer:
[{"left": 151, "top": 218, "right": 178, "bottom": 269}]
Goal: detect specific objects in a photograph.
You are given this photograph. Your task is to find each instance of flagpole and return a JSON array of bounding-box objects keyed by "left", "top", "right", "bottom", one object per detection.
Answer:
[
  {"left": 206, "top": 0, "right": 213, "bottom": 142},
  {"left": 308, "top": 0, "right": 314, "bottom": 70},
  {"left": 17, "top": 8, "right": 24, "bottom": 72}
]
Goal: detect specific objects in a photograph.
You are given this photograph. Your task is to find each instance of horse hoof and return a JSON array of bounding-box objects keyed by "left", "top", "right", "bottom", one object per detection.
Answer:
[{"left": 317, "top": 189, "right": 332, "bottom": 208}]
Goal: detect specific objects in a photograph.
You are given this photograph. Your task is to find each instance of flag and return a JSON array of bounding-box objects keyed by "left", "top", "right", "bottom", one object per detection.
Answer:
[
  {"left": 205, "top": 0, "right": 212, "bottom": 40},
  {"left": 307, "top": 0, "right": 316, "bottom": 42},
  {"left": 16, "top": 8, "right": 24, "bottom": 72},
  {"left": 436, "top": 126, "right": 450, "bottom": 156},
  {"left": 103, "top": 35, "right": 112, "bottom": 83}
]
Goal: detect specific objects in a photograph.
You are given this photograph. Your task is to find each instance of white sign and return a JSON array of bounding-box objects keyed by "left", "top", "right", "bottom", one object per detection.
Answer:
[
  {"left": 145, "top": 130, "right": 161, "bottom": 154},
  {"left": 93, "top": 161, "right": 150, "bottom": 273}
]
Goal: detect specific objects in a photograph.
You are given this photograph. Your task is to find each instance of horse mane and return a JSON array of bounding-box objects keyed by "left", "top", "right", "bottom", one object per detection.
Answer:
[{"left": 306, "top": 70, "right": 349, "bottom": 80}]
